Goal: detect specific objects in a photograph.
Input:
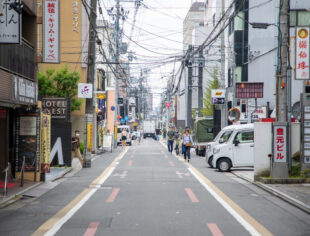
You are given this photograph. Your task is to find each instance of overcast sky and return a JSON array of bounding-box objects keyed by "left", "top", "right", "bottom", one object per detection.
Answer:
[{"left": 100, "top": 0, "right": 197, "bottom": 107}]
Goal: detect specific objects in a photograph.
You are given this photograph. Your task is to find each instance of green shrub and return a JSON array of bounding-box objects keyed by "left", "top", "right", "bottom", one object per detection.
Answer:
[
  {"left": 292, "top": 151, "right": 300, "bottom": 162},
  {"left": 290, "top": 162, "right": 301, "bottom": 177}
]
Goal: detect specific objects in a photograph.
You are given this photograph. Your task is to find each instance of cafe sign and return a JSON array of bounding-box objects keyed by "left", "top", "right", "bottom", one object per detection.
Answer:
[{"left": 42, "top": 98, "right": 71, "bottom": 121}]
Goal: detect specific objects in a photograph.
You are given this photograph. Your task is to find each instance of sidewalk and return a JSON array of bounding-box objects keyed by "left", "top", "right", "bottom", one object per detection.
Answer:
[
  {"left": 232, "top": 170, "right": 310, "bottom": 214},
  {"left": 0, "top": 161, "right": 77, "bottom": 208}
]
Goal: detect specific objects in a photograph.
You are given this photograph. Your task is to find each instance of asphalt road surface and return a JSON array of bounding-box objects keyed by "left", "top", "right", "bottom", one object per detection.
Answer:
[{"left": 1, "top": 138, "right": 310, "bottom": 236}]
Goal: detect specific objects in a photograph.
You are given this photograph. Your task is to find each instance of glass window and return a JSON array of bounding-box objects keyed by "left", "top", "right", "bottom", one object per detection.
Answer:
[
  {"left": 290, "top": 11, "right": 297, "bottom": 27},
  {"left": 220, "top": 131, "right": 233, "bottom": 143},
  {"left": 298, "top": 11, "right": 310, "bottom": 26},
  {"left": 234, "top": 130, "right": 254, "bottom": 143},
  {"left": 235, "top": 12, "right": 244, "bottom": 31}
]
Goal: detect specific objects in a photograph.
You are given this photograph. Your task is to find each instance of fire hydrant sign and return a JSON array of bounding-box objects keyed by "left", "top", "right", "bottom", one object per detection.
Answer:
[
  {"left": 273, "top": 124, "right": 287, "bottom": 163},
  {"left": 296, "top": 27, "right": 309, "bottom": 80},
  {"left": 78, "top": 83, "right": 93, "bottom": 98},
  {"left": 43, "top": 0, "right": 60, "bottom": 63}
]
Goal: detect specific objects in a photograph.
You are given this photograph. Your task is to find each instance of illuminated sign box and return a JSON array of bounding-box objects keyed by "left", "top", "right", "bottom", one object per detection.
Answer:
[{"left": 235, "top": 82, "right": 264, "bottom": 98}]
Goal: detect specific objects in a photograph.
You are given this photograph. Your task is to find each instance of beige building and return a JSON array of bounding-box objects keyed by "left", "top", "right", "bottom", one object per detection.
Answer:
[{"left": 37, "top": 0, "right": 89, "bottom": 138}]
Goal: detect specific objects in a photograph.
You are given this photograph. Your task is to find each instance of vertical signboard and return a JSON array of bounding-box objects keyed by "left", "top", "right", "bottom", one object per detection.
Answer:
[
  {"left": 40, "top": 114, "right": 51, "bottom": 173},
  {"left": 296, "top": 27, "right": 309, "bottom": 80},
  {"left": 0, "top": 0, "right": 21, "bottom": 44},
  {"left": 273, "top": 124, "right": 287, "bottom": 163},
  {"left": 301, "top": 93, "right": 310, "bottom": 166},
  {"left": 43, "top": 0, "right": 60, "bottom": 63}
]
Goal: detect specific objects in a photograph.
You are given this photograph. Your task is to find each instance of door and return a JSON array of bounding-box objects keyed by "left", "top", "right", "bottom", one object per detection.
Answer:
[
  {"left": 0, "top": 109, "right": 8, "bottom": 179},
  {"left": 232, "top": 130, "right": 254, "bottom": 166}
]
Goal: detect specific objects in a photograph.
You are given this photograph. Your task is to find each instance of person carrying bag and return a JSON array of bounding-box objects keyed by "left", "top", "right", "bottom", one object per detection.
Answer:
[{"left": 182, "top": 129, "right": 193, "bottom": 163}]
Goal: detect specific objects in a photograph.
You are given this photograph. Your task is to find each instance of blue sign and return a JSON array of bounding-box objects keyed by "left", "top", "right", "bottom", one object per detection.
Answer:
[{"left": 111, "top": 106, "right": 115, "bottom": 111}]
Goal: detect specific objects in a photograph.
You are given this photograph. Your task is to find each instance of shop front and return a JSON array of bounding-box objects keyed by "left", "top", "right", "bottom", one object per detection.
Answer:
[{"left": 0, "top": 69, "right": 38, "bottom": 181}]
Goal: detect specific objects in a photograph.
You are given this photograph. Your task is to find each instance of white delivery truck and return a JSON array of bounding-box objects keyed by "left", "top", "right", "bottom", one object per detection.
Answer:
[{"left": 143, "top": 120, "right": 156, "bottom": 138}]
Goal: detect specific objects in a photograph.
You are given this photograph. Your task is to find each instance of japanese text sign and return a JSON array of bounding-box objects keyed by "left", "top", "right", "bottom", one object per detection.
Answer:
[
  {"left": 0, "top": 0, "right": 21, "bottom": 44},
  {"left": 273, "top": 124, "right": 287, "bottom": 163},
  {"left": 296, "top": 27, "right": 309, "bottom": 80},
  {"left": 78, "top": 83, "right": 93, "bottom": 98},
  {"left": 43, "top": 0, "right": 60, "bottom": 63}
]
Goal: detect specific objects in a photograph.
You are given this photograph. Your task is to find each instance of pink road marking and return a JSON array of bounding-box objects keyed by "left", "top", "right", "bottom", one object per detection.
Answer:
[
  {"left": 128, "top": 160, "right": 132, "bottom": 166},
  {"left": 207, "top": 223, "right": 224, "bottom": 236},
  {"left": 164, "top": 155, "right": 168, "bottom": 159},
  {"left": 185, "top": 188, "right": 199, "bottom": 203},
  {"left": 83, "top": 222, "right": 100, "bottom": 236},
  {"left": 121, "top": 171, "right": 128, "bottom": 179},
  {"left": 130, "top": 154, "right": 134, "bottom": 158},
  {"left": 106, "top": 188, "right": 120, "bottom": 203},
  {"left": 169, "top": 161, "right": 175, "bottom": 167},
  {"left": 176, "top": 171, "right": 182, "bottom": 178}
]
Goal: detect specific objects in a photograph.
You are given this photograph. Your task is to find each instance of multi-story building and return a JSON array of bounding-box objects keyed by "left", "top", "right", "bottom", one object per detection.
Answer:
[
  {"left": 37, "top": 0, "right": 88, "bottom": 138},
  {"left": 0, "top": 0, "right": 38, "bottom": 180},
  {"left": 177, "top": 1, "right": 205, "bottom": 128}
]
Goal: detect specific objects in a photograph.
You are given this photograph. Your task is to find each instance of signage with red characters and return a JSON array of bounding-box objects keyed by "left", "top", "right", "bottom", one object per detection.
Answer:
[
  {"left": 43, "top": 0, "right": 60, "bottom": 63},
  {"left": 273, "top": 124, "right": 287, "bottom": 163},
  {"left": 296, "top": 27, "right": 309, "bottom": 80}
]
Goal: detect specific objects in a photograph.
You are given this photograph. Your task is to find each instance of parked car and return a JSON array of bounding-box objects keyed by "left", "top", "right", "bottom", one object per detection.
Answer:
[
  {"left": 205, "top": 125, "right": 235, "bottom": 168},
  {"left": 117, "top": 125, "right": 132, "bottom": 146},
  {"left": 211, "top": 124, "right": 254, "bottom": 172}
]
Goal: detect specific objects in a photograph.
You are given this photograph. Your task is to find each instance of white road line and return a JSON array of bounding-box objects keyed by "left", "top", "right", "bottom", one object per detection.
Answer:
[
  {"left": 188, "top": 168, "right": 261, "bottom": 236},
  {"left": 44, "top": 149, "right": 128, "bottom": 236}
]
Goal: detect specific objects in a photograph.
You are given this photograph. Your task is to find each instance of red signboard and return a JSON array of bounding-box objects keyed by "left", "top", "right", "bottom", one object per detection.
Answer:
[
  {"left": 235, "top": 82, "right": 264, "bottom": 98},
  {"left": 273, "top": 124, "right": 287, "bottom": 163},
  {"left": 165, "top": 102, "right": 172, "bottom": 108}
]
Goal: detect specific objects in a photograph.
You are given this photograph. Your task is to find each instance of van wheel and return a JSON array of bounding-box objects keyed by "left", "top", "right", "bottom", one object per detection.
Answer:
[
  {"left": 218, "top": 158, "right": 231, "bottom": 172},
  {"left": 207, "top": 156, "right": 213, "bottom": 168}
]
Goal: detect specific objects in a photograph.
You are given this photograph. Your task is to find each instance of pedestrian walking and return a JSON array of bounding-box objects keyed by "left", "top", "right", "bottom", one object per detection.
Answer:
[
  {"left": 182, "top": 129, "right": 193, "bottom": 163},
  {"left": 72, "top": 130, "right": 83, "bottom": 166},
  {"left": 121, "top": 128, "right": 127, "bottom": 147},
  {"left": 174, "top": 128, "right": 180, "bottom": 155},
  {"left": 136, "top": 129, "right": 141, "bottom": 144},
  {"left": 167, "top": 127, "right": 175, "bottom": 153}
]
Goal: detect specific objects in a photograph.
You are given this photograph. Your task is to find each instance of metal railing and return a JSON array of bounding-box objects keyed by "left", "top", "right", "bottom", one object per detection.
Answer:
[{"left": 0, "top": 39, "right": 35, "bottom": 81}]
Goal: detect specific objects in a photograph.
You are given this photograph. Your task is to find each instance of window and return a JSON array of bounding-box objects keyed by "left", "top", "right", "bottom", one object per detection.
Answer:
[
  {"left": 220, "top": 131, "right": 233, "bottom": 143},
  {"left": 298, "top": 11, "right": 310, "bottom": 26},
  {"left": 234, "top": 130, "right": 254, "bottom": 143}
]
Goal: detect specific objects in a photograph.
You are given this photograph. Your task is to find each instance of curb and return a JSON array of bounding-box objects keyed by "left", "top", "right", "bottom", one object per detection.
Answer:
[
  {"left": 232, "top": 172, "right": 310, "bottom": 215},
  {"left": 48, "top": 167, "right": 73, "bottom": 182},
  {"left": 0, "top": 182, "right": 42, "bottom": 209}
]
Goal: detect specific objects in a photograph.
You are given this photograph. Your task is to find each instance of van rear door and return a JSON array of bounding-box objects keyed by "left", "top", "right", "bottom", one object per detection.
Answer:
[{"left": 232, "top": 130, "right": 254, "bottom": 166}]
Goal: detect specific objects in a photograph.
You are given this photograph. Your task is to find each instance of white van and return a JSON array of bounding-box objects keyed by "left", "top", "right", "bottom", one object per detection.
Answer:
[
  {"left": 205, "top": 125, "right": 236, "bottom": 167},
  {"left": 211, "top": 124, "right": 254, "bottom": 172},
  {"left": 117, "top": 125, "right": 132, "bottom": 146}
]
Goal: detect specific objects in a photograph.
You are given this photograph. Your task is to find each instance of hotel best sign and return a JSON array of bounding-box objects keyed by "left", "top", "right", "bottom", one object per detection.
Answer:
[{"left": 43, "top": 0, "right": 60, "bottom": 63}]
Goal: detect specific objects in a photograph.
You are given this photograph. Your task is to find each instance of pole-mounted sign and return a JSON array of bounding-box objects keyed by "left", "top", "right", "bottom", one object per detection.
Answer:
[
  {"left": 78, "top": 83, "right": 93, "bottom": 98},
  {"left": 211, "top": 89, "right": 225, "bottom": 105}
]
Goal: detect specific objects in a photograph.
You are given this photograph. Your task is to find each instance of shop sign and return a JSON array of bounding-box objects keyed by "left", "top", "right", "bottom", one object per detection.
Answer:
[
  {"left": 273, "top": 124, "right": 287, "bottom": 163},
  {"left": 78, "top": 83, "right": 93, "bottom": 98},
  {"left": 12, "top": 76, "right": 38, "bottom": 105},
  {"left": 40, "top": 113, "right": 51, "bottom": 173},
  {"left": 211, "top": 89, "right": 225, "bottom": 104},
  {"left": 72, "top": 1, "right": 79, "bottom": 33},
  {"left": 43, "top": 0, "right": 60, "bottom": 63},
  {"left": 296, "top": 27, "right": 309, "bottom": 80},
  {"left": 235, "top": 83, "right": 263, "bottom": 98},
  {"left": 0, "top": 0, "right": 21, "bottom": 44},
  {"left": 42, "top": 98, "right": 71, "bottom": 121}
]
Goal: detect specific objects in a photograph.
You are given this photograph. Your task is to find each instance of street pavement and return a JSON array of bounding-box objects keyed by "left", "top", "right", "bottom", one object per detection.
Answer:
[{"left": 0, "top": 138, "right": 310, "bottom": 236}]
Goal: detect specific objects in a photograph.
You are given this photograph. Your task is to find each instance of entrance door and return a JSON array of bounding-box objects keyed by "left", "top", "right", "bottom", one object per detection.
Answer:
[
  {"left": 0, "top": 109, "right": 8, "bottom": 179},
  {"left": 232, "top": 130, "right": 254, "bottom": 166}
]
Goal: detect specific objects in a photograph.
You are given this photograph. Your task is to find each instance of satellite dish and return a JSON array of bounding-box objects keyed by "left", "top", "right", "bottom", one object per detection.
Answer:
[
  {"left": 228, "top": 107, "right": 241, "bottom": 123},
  {"left": 292, "top": 101, "right": 301, "bottom": 119}
]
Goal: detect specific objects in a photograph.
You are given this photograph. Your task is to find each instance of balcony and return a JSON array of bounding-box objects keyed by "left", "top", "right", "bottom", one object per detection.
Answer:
[{"left": 0, "top": 39, "right": 35, "bottom": 81}]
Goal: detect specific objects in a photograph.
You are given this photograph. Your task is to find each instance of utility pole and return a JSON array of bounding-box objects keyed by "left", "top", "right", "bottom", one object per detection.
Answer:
[
  {"left": 186, "top": 45, "right": 193, "bottom": 128},
  {"left": 83, "top": 0, "right": 97, "bottom": 167},
  {"left": 272, "top": 0, "right": 289, "bottom": 178},
  {"left": 198, "top": 48, "right": 203, "bottom": 117},
  {"left": 113, "top": 0, "right": 121, "bottom": 148},
  {"left": 220, "top": 0, "right": 226, "bottom": 128}
]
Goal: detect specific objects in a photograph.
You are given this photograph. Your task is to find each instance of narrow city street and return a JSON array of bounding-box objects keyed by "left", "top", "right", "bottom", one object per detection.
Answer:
[{"left": 0, "top": 139, "right": 309, "bottom": 236}]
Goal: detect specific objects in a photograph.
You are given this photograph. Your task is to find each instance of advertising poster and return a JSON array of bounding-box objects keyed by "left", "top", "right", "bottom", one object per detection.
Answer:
[
  {"left": 41, "top": 114, "right": 51, "bottom": 173},
  {"left": 87, "top": 123, "right": 93, "bottom": 151}
]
